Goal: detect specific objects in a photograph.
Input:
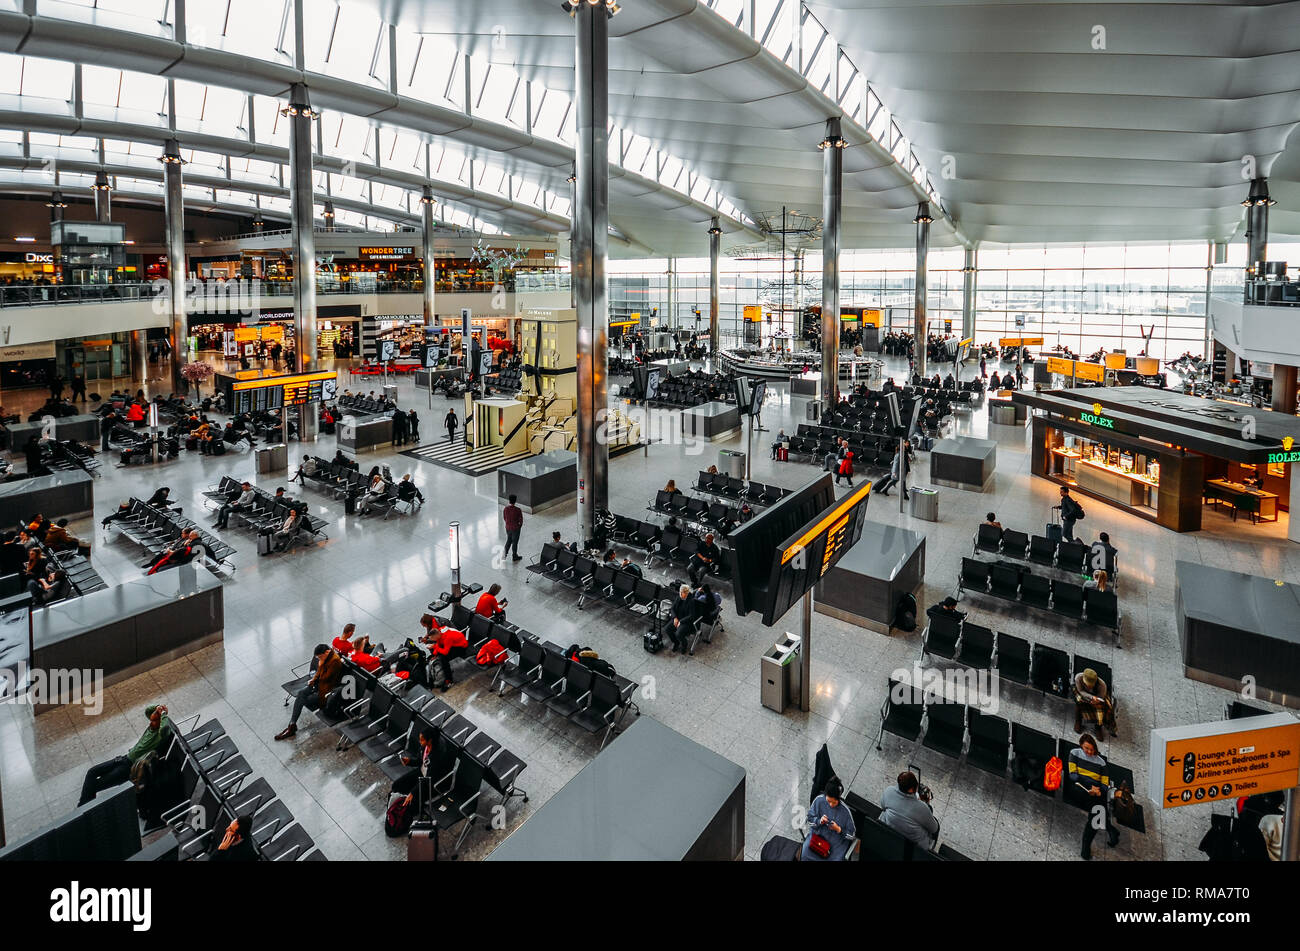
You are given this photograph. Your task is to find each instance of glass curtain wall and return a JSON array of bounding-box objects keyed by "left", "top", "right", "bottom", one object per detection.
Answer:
[{"left": 609, "top": 242, "right": 1225, "bottom": 360}]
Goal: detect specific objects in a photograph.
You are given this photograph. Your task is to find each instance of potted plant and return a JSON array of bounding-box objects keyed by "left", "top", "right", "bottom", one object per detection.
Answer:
[{"left": 181, "top": 361, "right": 215, "bottom": 401}]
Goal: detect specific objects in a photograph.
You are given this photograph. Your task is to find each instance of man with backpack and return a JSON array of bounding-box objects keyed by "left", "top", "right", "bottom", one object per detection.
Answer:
[
  {"left": 1054, "top": 486, "right": 1085, "bottom": 542},
  {"left": 79, "top": 704, "right": 172, "bottom": 805}
]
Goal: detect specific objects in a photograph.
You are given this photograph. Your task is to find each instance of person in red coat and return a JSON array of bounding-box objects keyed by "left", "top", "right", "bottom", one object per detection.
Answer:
[
  {"left": 475, "top": 583, "right": 507, "bottom": 620},
  {"left": 835, "top": 451, "right": 855, "bottom": 487}
]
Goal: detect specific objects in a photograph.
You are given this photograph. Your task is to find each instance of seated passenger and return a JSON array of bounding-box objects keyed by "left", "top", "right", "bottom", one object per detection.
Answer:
[
  {"left": 355, "top": 474, "right": 388, "bottom": 515},
  {"left": 475, "top": 583, "right": 507, "bottom": 621},
  {"left": 619, "top": 556, "right": 643, "bottom": 578},
  {"left": 802, "top": 777, "right": 856, "bottom": 861},
  {"left": 984, "top": 511, "right": 1003, "bottom": 533},
  {"left": 880, "top": 771, "right": 939, "bottom": 851},
  {"left": 926, "top": 596, "right": 966, "bottom": 624},
  {"left": 79, "top": 704, "right": 171, "bottom": 805},
  {"left": 275, "top": 645, "right": 343, "bottom": 741},
  {"left": 271, "top": 508, "right": 303, "bottom": 552},
  {"left": 1073, "top": 667, "right": 1116, "bottom": 739}
]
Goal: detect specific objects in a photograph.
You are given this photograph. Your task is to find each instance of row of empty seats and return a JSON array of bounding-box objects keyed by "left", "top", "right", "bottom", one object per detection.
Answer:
[
  {"left": 161, "top": 716, "right": 325, "bottom": 861},
  {"left": 921, "top": 608, "right": 1114, "bottom": 703},
  {"left": 974, "top": 522, "right": 1118, "bottom": 580},
  {"left": 958, "top": 557, "right": 1120, "bottom": 642},
  {"left": 692, "top": 469, "right": 789, "bottom": 507}
]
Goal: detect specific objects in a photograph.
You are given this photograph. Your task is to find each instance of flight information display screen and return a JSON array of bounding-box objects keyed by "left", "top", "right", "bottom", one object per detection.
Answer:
[{"left": 230, "top": 372, "right": 336, "bottom": 415}]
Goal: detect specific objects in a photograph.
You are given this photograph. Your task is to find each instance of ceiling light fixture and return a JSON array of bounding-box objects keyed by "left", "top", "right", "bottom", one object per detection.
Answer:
[
  {"left": 818, "top": 132, "right": 848, "bottom": 151},
  {"left": 92, "top": 170, "right": 112, "bottom": 192},
  {"left": 1241, "top": 178, "right": 1276, "bottom": 208},
  {"left": 562, "top": 0, "right": 620, "bottom": 17},
  {"left": 44, "top": 191, "right": 67, "bottom": 209},
  {"left": 159, "top": 140, "right": 186, "bottom": 166},
  {"left": 419, "top": 186, "right": 437, "bottom": 206},
  {"left": 913, "top": 203, "right": 933, "bottom": 224}
]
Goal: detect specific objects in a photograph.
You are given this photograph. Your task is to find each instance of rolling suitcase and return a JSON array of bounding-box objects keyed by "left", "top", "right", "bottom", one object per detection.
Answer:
[
  {"left": 777, "top": 446, "right": 788, "bottom": 461},
  {"left": 408, "top": 821, "right": 439, "bottom": 861},
  {"left": 257, "top": 531, "right": 273, "bottom": 556},
  {"left": 1045, "top": 508, "right": 1063, "bottom": 542}
]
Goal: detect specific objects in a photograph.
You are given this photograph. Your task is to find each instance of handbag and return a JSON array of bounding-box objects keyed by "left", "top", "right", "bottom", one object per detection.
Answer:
[{"left": 808, "top": 833, "right": 831, "bottom": 859}]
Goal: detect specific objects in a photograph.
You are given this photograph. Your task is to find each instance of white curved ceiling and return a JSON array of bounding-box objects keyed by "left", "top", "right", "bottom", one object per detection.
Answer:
[{"left": 803, "top": 0, "right": 1300, "bottom": 244}]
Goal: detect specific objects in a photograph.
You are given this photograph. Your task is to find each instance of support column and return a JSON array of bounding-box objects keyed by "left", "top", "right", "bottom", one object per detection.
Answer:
[
  {"left": 284, "top": 84, "right": 318, "bottom": 373},
  {"left": 961, "top": 245, "right": 977, "bottom": 342},
  {"left": 93, "top": 171, "right": 112, "bottom": 222},
  {"left": 132, "top": 331, "right": 150, "bottom": 385},
  {"left": 420, "top": 186, "right": 437, "bottom": 328},
  {"left": 1273, "top": 365, "right": 1298, "bottom": 415},
  {"left": 819, "top": 118, "right": 845, "bottom": 407},
  {"left": 160, "top": 140, "right": 187, "bottom": 396},
  {"left": 708, "top": 218, "right": 721, "bottom": 354},
  {"left": 567, "top": 0, "right": 614, "bottom": 543},
  {"left": 45, "top": 190, "right": 67, "bottom": 225},
  {"left": 567, "top": 165, "right": 578, "bottom": 310},
  {"left": 913, "top": 202, "right": 933, "bottom": 380},
  {"left": 1243, "top": 177, "right": 1271, "bottom": 302}
]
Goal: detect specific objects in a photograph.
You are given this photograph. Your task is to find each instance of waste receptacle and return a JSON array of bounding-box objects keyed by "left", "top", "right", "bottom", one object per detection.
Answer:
[
  {"left": 990, "top": 402, "right": 1018, "bottom": 426},
  {"left": 720, "top": 449, "right": 746, "bottom": 479},
  {"left": 760, "top": 633, "right": 802, "bottom": 713},
  {"left": 255, "top": 443, "right": 288, "bottom": 474},
  {"left": 383, "top": 383, "right": 398, "bottom": 404},
  {"left": 806, "top": 399, "right": 823, "bottom": 422},
  {"left": 909, "top": 486, "right": 939, "bottom": 522}
]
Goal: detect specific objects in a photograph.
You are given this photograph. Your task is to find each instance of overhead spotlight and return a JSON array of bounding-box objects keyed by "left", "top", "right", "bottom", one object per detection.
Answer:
[
  {"left": 913, "top": 202, "right": 933, "bottom": 224},
  {"left": 562, "top": 0, "right": 620, "bottom": 16},
  {"left": 322, "top": 200, "right": 336, "bottom": 220},
  {"left": 1240, "top": 178, "right": 1276, "bottom": 208},
  {"left": 419, "top": 186, "right": 437, "bottom": 206},
  {"left": 159, "top": 140, "right": 186, "bottom": 165},
  {"left": 44, "top": 191, "right": 68, "bottom": 209},
  {"left": 92, "top": 170, "right": 112, "bottom": 192},
  {"left": 707, "top": 224, "right": 722, "bottom": 236},
  {"left": 818, "top": 133, "right": 848, "bottom": 151},
  {"left": 566, "top": 172, "right": 577, "bottom": 184}
]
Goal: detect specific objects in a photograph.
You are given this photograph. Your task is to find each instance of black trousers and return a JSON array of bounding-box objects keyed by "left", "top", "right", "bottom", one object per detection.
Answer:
[
  {"left": 1081, "top": 803, "right": 1118, "bottom": 853},
  {"left": 79, "top": 755, "right": 131, "bottom": 806},
  {"left": 504, "top": 529, "right": 521, "bottom": 558}
]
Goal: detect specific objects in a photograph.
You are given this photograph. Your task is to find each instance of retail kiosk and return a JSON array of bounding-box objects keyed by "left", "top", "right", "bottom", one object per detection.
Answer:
[{"left": 1013, "top": 386, "right": 1300, "bottom": 535}]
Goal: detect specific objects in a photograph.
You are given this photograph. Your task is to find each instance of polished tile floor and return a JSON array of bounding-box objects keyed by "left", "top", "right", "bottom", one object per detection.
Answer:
[{"left": 1, "top": 355, "right": 1295, "bottom": 861}]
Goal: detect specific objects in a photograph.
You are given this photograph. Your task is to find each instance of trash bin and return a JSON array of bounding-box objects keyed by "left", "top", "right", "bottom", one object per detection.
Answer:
[
  {"left": 720, "top": 449, "right": 746, "bottom": 479},
  {"left": 382, "top": 383, "right": 398, "bottom": 403},
  {"left": 806, "top": 399, "right": 824, "bottom": 421},
  {"left": 255, "top": 443, "right": 288, "bottom": 474},
  {"left": 760, "top": 633, "right": 802, "bottom": 713},
  {"left": 909, "top": 486, "right": 939, "bottom": 522},
  {"left": 990, "top": 402, "right": 1018, "bottom": 426}
]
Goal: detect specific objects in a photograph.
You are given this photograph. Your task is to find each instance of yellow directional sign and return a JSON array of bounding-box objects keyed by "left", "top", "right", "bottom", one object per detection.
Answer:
[{"left": 1150, "top": 714, "right": 1300, "bottom": 809}]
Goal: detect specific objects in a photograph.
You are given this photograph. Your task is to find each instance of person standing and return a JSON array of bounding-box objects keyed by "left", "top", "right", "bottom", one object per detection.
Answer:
[
  {"left": 502, "top": 494, "right": 523, "bottom": 562},
  {"left": 70, "top": 373, "right": 87, "bottom": 402},
  {"left": 100, "top": 410, "right": 117, "bottom": 452},
  {"left": 444, "top": 407, "right": 458, "bottom": 444},
  {"left": 407, "top": 409, "right": 420, "bottom": 443},
  {"left": 391, "top": 405, "right": 408, "bottom": 447},
  {"left": 48, "top": 372, "right": 63, "bottom": 401},
  {"left": 1055, "top": 486, "right": 1084, "bottom": 542}
]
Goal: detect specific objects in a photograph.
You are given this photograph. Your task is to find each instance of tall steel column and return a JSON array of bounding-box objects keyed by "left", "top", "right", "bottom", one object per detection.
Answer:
[
  {"left": 93, "top": 171, "right": 112, "bottom": 222},
  {"left": 160, "top": 140, "right": 187, "bottom": 395},
  {"left": 45, "top": 190, "right": 66, "bottom": 225},
  {"left": 708, "top": 218, "right": 721, "bottom": 354},
  {"left": 1243, "top": 177, "right": 1271, "bottom": 301},
  {"left": 567, "top": 0, "right": 614, "bottom": 543},
  {"left": 819, "top": 118, "right": 845, "bottom": 407},
  {"left": 961, "top": 245, "right": 977, "bottom": 342},
  {"left": 284, "top": 84, "right": 318, "bottom": 374},
  {"left": 420, "top": 186, "right": 437, "bottom": 327},
  {"left": 567, "top": 165, "right": 577, "bottom": 309},
  {"left": 913, "top": 202, "right": 933, "bottom": 380}
]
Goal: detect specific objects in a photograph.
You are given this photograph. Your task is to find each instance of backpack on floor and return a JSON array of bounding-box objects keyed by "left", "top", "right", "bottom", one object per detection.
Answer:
[
  {"left": 893, "top": 592, "right": 918, "bottom": 632},
  {"left": 643, "top": 631, "right": 663, "bottom": 654},
  {"left": 385, "top": 793, "right": 415, "bottom": 838},
  {"left": 1043, "top": 756, "right": 1064, "bottom": 792}
]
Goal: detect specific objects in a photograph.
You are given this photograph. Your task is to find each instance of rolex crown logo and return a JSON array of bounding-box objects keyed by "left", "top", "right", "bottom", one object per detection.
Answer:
[
  {"left": 1284, "top": 436, "right": 1295, "bottom": 451},
  {"left": 1092, "top": 402, "right": 1103, "bottom": 416}
]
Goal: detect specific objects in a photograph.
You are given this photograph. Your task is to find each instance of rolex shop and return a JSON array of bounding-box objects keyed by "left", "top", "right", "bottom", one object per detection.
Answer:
[{"left": 1014, "top": 386, "right": 1300, "bottom": 536}]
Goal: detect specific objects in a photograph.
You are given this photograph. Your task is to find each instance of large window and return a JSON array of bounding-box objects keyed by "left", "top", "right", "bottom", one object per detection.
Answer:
[{"left": 608, "top": 242, "right": 1219, "bottom": 360}]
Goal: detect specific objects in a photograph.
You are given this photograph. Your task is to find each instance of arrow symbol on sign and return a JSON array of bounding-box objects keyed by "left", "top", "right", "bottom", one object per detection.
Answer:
[
  {"left": 1168, "top": 756, "right": 1178, "bottom": 766},
  {"left": 1166, "top": 793, "right": 1177, "bottom": 802}
]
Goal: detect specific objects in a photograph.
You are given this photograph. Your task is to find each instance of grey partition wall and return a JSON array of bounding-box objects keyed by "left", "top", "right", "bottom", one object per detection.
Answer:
[
  {"left": 1176, "top": 560, "right": 1300, "bottom": 707},
  {"left": 815, "top": 519, "right": 926, "bottom": 630},
  {"left": 31, "top": 565, "right": 224, "bottom": 711},
  {"left": 0, "top": 470, "right": 94, "bottom": 524},
  {"left": 6, "top": 413, "right": 102, "bottom": 446},
  {"left": 0, "top": 782, "right": 141, "bottom": 861},
  {"left": 487, "top": 717, "right": 745, "bottom": 861}
]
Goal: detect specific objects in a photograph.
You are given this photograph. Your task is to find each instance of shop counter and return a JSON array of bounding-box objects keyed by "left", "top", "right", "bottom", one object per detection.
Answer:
[
  {"left": 931, "top": 437, "right": 997, "bottom": 492},
  {"left": 1204, "top": 479, "right": 1278, "bottom": 522},
  {"left": 680, "top": 401, "right": 741, "bottom": 441},
  {"left": 0, "top": 469, "right": 94, "bottom": 523}
]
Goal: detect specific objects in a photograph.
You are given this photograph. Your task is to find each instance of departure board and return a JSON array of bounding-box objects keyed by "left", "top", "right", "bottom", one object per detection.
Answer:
[{"left": 229, "top": 371, "right": 336, "bottom": 415}]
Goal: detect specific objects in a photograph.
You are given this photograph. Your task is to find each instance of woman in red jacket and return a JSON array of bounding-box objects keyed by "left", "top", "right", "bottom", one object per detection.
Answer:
[{"left": 835, "top": 450, "right": 855, "bottom": 487}]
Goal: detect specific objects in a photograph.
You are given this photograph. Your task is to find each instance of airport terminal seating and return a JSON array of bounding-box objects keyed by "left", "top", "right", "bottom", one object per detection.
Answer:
[
  {"left": 957, "top": 555, "right": 1121, "bottom": 643},
  {"left": 109, "top": 497, "right": 237, "bottom": 573}
]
